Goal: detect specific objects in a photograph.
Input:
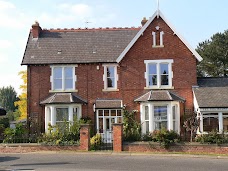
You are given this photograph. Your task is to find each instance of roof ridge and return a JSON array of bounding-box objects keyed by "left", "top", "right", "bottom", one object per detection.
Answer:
[{"left": 38, "top": 27, "right": 141, "bottom": 32}]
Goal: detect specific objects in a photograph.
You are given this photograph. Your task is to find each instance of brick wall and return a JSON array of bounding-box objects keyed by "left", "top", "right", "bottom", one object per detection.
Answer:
[{"left": 27, "top": 16, "right": 197, "bottom": 133}]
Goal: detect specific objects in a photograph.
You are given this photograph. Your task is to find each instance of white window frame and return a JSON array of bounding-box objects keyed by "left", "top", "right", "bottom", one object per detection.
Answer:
[
  {"left": 50, "top": 65, "right": 77, "bottom": 92},
  {"left": 152, "top": 31, "right": 164, "bottom": 47},
  {"left": 140, "top": 101, "right": 180, "bottom": 134},
  {"left": 102, "top": 64, "right": 118, "bottom": 91},
  {"left": 144, "top": 59, "right": 173, "bottom": 89},
  {"left": 45, "top": 104, "right": 82, "bottom": 133},
  {"left": 198, "top": 112, "right": 228, "bottom": 134}
]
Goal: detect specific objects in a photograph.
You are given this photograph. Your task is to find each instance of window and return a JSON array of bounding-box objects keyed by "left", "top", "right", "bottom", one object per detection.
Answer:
[
  {"left": 44, "top": 105, "right": 82, "bottom": 133},
  {"left": 56, "top": 108, "right": 69, "bottom": 130},
  {"left": 145, "top": 59, "right": 173, "bottom": 89},
  {"left": 202, "top": 113, "right": 219, "bottom": 132},
  {"left": 51, "top": 66, "right": 76, "bottom": 91},
  {"left": 145, "top": 106, "right": 149, "bottom": 133},
  {"left": 154, "top": 106, "right": 168, "bottom": 130},
  {"left": 141, "top": 103, "right": 180, "bottom": 134},
  {"left": 103, "top": 65, "right": 118, "bottom": 90},
  {"left": 223, "top": 113, "right": 228, "bottom": 132}
]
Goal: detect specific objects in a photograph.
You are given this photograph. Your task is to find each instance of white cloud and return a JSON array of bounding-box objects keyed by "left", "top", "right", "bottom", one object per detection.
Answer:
[
  {"left": 0, "top": 1, "right": 30, "bottom": 29},
  {"left": 0, "top": 40, "right": 12, "bottom": 49},
  {"left": 0, "top": 53, "right": 8, "bottom": 63},
  {"left": 0, "top": 0, "right": 15, "bottom": 10}
]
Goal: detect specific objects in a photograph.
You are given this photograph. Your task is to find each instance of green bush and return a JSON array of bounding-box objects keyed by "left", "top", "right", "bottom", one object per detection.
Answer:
[
  {"left": 123, "top": 110, "right": 141, "bottom": 141},
  {"left": 90, "top": 133, "right": 103, "bottom": 150},
  {"left": 151, "top": 128, "right": 180, "bottom": 148},
  {"left": 195, "top": 131, "right": 228, "bottom": 144},
  {"left": 3, "top": 123, "right": 28, "bottom": 143},
  {"left": 39, "top": 119, "right": 81, "bottom": 145}
]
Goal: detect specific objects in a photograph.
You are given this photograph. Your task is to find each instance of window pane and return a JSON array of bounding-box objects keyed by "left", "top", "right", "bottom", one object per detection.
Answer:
[
  {"left": 149, "top": 75, "right": 157, "bottom": 86},
  {"left": 149, "top": 64, "right": 157, "bottom": 74},
  {"left": 172, "top": 106, "right": 176, "bottom": 120},
  {"left": 99, "top": 118, "right": 103, "bottom": 133},
  {"left": 161, "top": 75, "right": 169, "bottom": 85},
  {"left": 54, "top": 67, "right": 62, "bottom": 78},
  {"left": 203, "top": 117, "right": 218, "bottom": 132},
  {"left": 111, "top": 110, "right": 116, "bottom": 116},
  {"left": 160, "top": 63, "right": 169, "bottom": 74},
  {"left": 145, "top": 106, "right": 149, "bottom": 120},
  {"left": 117, "top": 117, "right": 122, "bottom": 123},
  {"left": 117, "top": 110, "right": 122, "bottom": 116},
  {"left": 146, "top": 121, "right": 149, "bottom": 133},
  {"left": 73, "top": 107, "right": 78, "bottom": 120},
  {"left": 65, "top": 79, "right": 73, "bottom": 89},
  {"left": 154, "top": 106, "right": 167, "bottom": 130},
  {"left": 56, "top": 108, "right": 68, "bottom": 121},
  {"left": 107, "top": 78, "right": 115, "bottom": 88},
  {"left": 107, "top": 66, "right": 115, "bottom": 77},
  {"left": 104, "top": 110, "right": 109, "bottom": 116},
  {"left": 99, "top": 110, "right": 103, "bottom": 116},
  {"left": 154, "top": 106, "right": 167, "bottom": 120},
  {"left": 54, "top": 79, "right": 62, "bottom": 89},
  {"left": 64, "top": 67, "right": 73, "bottom": 78},
  {"left": 160, "top": 63, "right": 169, "bottom": 86},
  {"left": 223, "top": 117, "right": 228, "bottom": 132}
]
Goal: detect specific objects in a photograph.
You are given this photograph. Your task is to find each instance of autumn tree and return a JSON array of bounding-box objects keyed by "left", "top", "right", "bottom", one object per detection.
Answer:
[
  {"left": 14, "top": 70, "right": 27, "bottom": 120},
  {"left": 196, "top": 30, "right": 228, "bottom": 77}
]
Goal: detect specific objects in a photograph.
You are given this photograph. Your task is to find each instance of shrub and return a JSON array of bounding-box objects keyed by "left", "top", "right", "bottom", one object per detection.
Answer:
[
  {"left": 39, "top": 119, "right": 81, "bottom": 145},
  {"left": 151, "top": 128, "right": 180, "bottom": 148},
  {"left": 3, "top": 123, "right": 28, "bottom": 143},
  {"left": 195, "top": 131, "right": 228, "bottom": 144},
  {"left": 90, "top": 133, "right": 103, "bottom": 150},
  {"left": 123, "top": 110, "right": 141, "bottom": 141}
]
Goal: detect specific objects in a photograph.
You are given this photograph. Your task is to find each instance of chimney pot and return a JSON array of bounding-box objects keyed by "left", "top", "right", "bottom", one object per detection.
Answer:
[
  {"left": 32, "top": 21, "right": 42, "bottom": 39},
  {"left": 141, "top": 17, "right": 148, "bottom": 26}
]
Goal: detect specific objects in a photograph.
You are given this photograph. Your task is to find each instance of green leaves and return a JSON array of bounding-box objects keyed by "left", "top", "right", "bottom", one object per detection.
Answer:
[{"left": 197, "top": 30, "right": 228, "bottom": 77}]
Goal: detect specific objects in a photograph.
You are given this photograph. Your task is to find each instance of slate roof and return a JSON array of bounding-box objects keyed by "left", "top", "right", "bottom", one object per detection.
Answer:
[
  {"left": 193, "top": 77, "right": 228, "bottom": 108},
  {"left": 197, "top": 77, "right": 228, "bottom": 87},
  {"left": 134, "top": 90, "right": 185, "bottom": 102},
  {"left": 40, "top": 93, "right": 87, "bottom": 104},
  {"left": 193, "top": 87, "right": 228, "bottom": 108},
  {"left": 95, "top": 99, "right": 123, "bottom": 109},
  {"left": 22, "top": 28, "right": 140, "bottom": 65}
]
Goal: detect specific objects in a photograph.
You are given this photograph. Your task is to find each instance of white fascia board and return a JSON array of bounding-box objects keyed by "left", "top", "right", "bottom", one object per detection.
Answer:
[{"left": 116, "top": 10, "right": 203, "bottom": 63}]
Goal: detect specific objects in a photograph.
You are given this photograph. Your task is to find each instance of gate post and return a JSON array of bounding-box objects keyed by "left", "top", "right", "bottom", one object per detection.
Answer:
[
  {"left": 80, "top": 124, "right": 91, "bottom": 151},
  {"left": 112, "top": 123, "right": 123, "bottom": 152}
]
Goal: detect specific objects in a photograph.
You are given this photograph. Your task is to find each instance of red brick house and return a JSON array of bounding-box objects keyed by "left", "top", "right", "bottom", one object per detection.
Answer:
[{"left": 23, "top": 10, "right": 224, "bottom": 139}]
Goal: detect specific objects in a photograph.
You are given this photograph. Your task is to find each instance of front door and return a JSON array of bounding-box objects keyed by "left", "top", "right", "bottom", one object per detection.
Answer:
[{"left": 96, "top": 109, "right": 123, "bottom": 143}]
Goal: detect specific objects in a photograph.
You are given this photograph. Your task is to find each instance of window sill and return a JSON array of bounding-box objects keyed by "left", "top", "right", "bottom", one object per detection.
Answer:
[
  {"left": 144, "top": 86, "right": 174, "bottom": 90},
  {"left": 102, "top": 89, "right": 119, "bottom": 92},
  {"left": 152, "top": 45, "right": 164, "bottom": 48},
  {"left": 49, "top": 89, "right": 78, "bottom": 93}
]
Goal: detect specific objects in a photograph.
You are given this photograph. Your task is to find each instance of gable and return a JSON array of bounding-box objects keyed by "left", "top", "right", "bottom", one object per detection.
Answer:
[{"left": 116, "top": 10, "right": 203, "bottom": 63}]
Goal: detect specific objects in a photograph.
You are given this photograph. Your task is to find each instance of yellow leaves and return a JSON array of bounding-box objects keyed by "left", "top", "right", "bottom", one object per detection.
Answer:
[{"left": 14, "top": 70, "right": 27, "bottom": 120}]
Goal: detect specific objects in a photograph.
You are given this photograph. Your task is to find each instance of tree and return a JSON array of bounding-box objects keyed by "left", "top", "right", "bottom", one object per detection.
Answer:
[
  {"left": 196, "top": 30, "right": 228, "bottom": 77},
  {"left": 183, "top": 113, "right": 200, "bottom": 142},
  {"left": 0, "top": 86, "right": 17, "bottom": 112},
  {"left": 14, "top": 70, "right": 27, "bottom": 120}
]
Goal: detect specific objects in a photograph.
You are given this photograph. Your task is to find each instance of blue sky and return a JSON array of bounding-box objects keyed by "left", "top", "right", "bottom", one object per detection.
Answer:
[{"left": 0, "top": 0, "right": 228, "bottom": 94}]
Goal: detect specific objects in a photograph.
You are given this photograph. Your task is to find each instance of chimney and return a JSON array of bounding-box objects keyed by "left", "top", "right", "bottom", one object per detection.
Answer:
[
  {"left": 141, "top": 17, "right": 148, "bottom": 26},
  {"left": 31, "top": 21, "right": 42, "bottom": 38}
]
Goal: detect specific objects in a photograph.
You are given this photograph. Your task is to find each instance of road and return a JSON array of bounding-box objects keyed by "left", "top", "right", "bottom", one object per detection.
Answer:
[{"left": 0, "top": 152, "right": 228, "bottom": 171}]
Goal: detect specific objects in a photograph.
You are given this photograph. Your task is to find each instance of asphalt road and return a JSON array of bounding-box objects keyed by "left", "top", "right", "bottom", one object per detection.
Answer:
[{"left": 0, "top": 152, "right": 228, "bottom": 171}]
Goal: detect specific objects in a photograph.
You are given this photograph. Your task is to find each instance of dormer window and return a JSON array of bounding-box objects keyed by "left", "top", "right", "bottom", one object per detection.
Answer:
[
  {"left": 145, "top": 59, "right": 173, "bottom": 89},
  {"left": 50, "top": 65, "right": 77, "bottom": 91},
  {"left": 152, "top": 26, "right": 164, "bottom": 47},
  {"left": 103, "top": 64, "right": 118, "bottom": 91}
]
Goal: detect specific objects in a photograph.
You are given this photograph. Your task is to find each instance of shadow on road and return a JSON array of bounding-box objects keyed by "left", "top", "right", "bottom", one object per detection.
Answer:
[
  {"left": 0, "top": 156, "right": 20, "bottom": 163},
  {"left": 11, "top": 162, "right": 72, "bottom": 166}
]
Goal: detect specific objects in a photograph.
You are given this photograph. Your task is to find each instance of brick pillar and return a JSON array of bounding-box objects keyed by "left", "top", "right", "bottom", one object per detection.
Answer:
[
  {"left": 112, "top": 123, "right": 123, "bottom": 152},
  {"left": 80, "top": 124, "right": 91, "bottom": 151}
]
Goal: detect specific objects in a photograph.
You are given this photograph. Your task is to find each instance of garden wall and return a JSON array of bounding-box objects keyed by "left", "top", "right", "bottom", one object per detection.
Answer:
[{"left": 123, "top": 142, "right": 228, "bottom": 154}]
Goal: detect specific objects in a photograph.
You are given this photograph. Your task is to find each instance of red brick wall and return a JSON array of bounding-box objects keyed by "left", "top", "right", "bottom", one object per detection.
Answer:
[{"left": 27, "top": 16, "right": 197, "bottom": 133}]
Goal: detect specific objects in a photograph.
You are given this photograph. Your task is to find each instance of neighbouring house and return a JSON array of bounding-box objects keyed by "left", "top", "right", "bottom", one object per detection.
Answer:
[{"left": 21, "top": 9, "right": 228, "bottom": 139}]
